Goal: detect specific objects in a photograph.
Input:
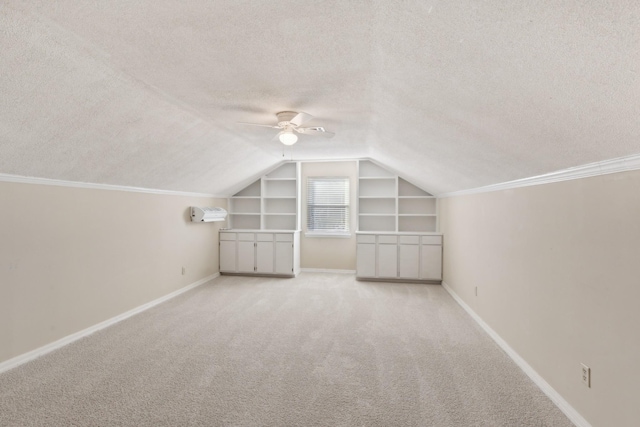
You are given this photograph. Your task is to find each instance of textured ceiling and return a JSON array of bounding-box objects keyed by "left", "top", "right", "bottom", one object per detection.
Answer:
[{"left": 1, "top": 1, "right": 639, "bottom": 195}]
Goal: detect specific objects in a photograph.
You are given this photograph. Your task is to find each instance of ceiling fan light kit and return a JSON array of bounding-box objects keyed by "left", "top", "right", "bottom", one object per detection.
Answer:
[
  {"left": 239, "top": 111, "right": 335, "bottom": 145},
  {"left": 278, "top": 129, "right": 298, "bottom": 145}
]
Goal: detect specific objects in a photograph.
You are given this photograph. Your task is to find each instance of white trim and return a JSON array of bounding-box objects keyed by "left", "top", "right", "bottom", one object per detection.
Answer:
[
  {"left": 441, "top": 281, "right": 592, "bottom": 427},
  {"left": 439, "top": 152, "right": 640, "bottom": 198},
  {"left": 301, "top": 268, "right": 356, "bottom": 274},
  {"left": 0, "top": 273, "right": 219, "bottom": 375},
  {"left": 0, "top": 173, "right": 228, "bottom": 198}
]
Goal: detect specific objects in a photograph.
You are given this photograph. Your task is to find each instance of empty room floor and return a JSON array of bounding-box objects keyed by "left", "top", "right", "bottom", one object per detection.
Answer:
[{"left": 0, "top": 273, "right": 573, "bottom": 426}]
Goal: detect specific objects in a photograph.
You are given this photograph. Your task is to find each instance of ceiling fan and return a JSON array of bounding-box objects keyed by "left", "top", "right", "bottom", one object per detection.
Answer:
[{"left": 238, "top": 111, "right": 335, "bottom": 145}]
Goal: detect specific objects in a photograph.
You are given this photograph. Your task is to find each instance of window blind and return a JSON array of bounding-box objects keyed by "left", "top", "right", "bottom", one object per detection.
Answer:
[{"left": 306, "top": 177, "right": 350, "bottom": 233}]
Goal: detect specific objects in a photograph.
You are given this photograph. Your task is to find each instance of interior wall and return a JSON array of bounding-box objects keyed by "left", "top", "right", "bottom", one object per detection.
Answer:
[
  {"left": 439, "top": 169, "right": 640, "bottom": 427},
  {"left": 0, "top": 180, "right": 226, "bottom": 365},
  {"left": 300, "top": 161, "right": 357, "bottom": 270}
]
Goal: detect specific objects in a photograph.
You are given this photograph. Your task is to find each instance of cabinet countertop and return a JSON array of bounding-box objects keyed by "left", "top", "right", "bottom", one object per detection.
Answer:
[
  {"left": 355, "top": 231, "right": 443, "bottom": 236},
  {"left": 220, "top": 229, "right": 301, "bottom": 233}
]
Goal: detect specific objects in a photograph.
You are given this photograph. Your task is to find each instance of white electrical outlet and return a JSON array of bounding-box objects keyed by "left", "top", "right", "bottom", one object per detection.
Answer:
[
  {"left": 581, "top": 363, "right": 591, "bottom": 388},
  {"left": 182, "top": 267, "right": 186, "bottom": 275}
]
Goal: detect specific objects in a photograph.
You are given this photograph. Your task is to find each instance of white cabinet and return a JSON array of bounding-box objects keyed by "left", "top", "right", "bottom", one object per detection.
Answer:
[
  {"left": 255, "top": 234, "right": 274, "bottom": 273},
  {"left": 219, "top": 238, "right": 237, "bottom": 272},
  {"left": 275, "top": 234, "right": 294, "bottom": 274},
  {"left": 357, "top": 238, "right": 376, "bottom": 277},
  {"left": 356, "top": 233, "right": 442, "bottom": 282},
  {"left": 420, "top": 236, "right": 443, "bottom": 280},
  {"left": 378, "top": 235, "right": 398, "bottom": 278},
  {"left": 219, "top": 231, "right": 300, "bottom": 277},
  {"left": 237, "top": 233, "right": 256, "bottom": 273}
]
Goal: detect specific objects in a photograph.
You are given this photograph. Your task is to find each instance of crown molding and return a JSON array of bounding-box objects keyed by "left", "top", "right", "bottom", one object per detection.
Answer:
[
  {"left": 439, "top": 152, "right": 640, "bottom": 198},
  {"left": 0, "top": 173, "right": 229, "bottom": 198}
]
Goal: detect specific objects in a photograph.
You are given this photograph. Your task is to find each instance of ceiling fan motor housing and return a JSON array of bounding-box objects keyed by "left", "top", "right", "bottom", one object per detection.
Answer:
[{"left": 276, "top": 111, "right": 298, "bottom": 127}]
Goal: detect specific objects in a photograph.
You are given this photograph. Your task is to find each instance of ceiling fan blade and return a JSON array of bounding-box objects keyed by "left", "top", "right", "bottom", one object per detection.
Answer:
[
  {"left": 237, "top": 122, "right": 280, "bottom": 128},
  {"left": 290, "top": 112, "right": 313, "bottom": 127},
  {"left": 297, "top": 127, "right": 335, "bottom": 138}
]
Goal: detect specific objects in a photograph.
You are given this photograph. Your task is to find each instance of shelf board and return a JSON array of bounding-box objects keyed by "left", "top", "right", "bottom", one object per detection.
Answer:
[
  {"left": 358, "top": 176, "right": 396, "bottom": 180},
  {"left": 263, "top": 196, "right": 296, "bottom": 199},
  {"left": 398, "top": 214, "right": 437, "bottom": 217},
  {"left": 230, "top": 212, "right": 261, "bottom": 216},
  {"left": 231, "top": 196, "right": 261, "bottom": 199},
  {"left": 359, "top": 213, "right": 396, "bottom": 217},
  {"left": 358, "top": 196, "right": 396, "bottom": 199},
  {"left": 263, "top": 213, "right": 296, "bottom": 216},
  {"left": 263, "top": 177, "right": 296, "bottom": 181},
  {"left": 398, "top": 196, "right": 436, "bottom": 199}
]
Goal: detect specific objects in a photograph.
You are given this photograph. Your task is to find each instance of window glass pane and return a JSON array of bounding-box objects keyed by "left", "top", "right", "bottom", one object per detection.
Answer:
[{"left": 307, "top": 177, "right": 349, "bottom": 233}]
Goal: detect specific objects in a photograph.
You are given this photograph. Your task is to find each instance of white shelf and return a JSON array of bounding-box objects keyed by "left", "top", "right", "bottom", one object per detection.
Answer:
[
  {"left": 358, "top": 176, "right": 396, "bottom": 180},
  {"left": 357, "top": 160, "right": 437, "bottom": 232},
  {"left": 228, "top": 162, "right": 300, "bottom": 231},
  {"left": 359, "top": 196, "right": 396, "bottom": 199},
  {"left": 263, "top": 196, "right": 296, "bottom": 199}
]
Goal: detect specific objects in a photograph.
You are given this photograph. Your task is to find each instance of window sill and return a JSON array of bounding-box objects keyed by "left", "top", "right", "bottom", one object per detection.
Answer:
[{"left": 304, "top": 232, "right": 352, "bottom": 239}]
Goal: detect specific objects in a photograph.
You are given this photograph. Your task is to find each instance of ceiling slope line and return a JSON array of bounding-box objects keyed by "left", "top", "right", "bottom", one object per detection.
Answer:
[
  {"left": 0, "top": 173, "right": 229, "bottom": 199},
  {"left": 439, "top": 152, "right": 640, "bottom": 198}
]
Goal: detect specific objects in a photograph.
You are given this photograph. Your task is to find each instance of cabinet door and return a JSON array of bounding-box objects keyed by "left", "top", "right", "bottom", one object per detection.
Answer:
[
  {"left": 237, "top": 241, "right": 255, "bottom": 273},
  {"left": 275, "top": 241, "right": 293, "bottom": 274},
  {"left": 378, "top": 244, "right": 398, "bottom": 278},
  {"left": 399, "top": 244, "right": 420, "bottom": 279},
  {"left": 219, "top": 240, "right": 236, "bottom": 272},
  {"left": 357, "top": 243, "right": 376, "bottom": 277},
  {"left": 256, "top": 241, "right": 274, "bottom": 273},
  {"left": 420, "top": 245, "right": 442, "bottom": 280}
]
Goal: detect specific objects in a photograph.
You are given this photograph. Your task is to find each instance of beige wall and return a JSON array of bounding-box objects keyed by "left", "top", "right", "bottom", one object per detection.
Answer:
[
  {"left": 439, "top": 170, "right": 640, "bottom": 427},
  {"left": 300, "top": 161, "right": 357, "bottom": 270},
  {"left": 0, "top": 181, "right": 226, "bottom": 364}
]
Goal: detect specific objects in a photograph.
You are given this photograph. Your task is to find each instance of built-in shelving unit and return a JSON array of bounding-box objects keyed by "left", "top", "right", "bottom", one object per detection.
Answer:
[
  {"left": 357, "top": 160, "right": 437, "bottom": 232},
  {"left": 228, "top": 162, "right": 300, "bottom": 230}
]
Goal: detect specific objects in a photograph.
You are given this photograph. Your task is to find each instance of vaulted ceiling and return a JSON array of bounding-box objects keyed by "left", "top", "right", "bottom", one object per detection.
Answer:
[{"left": 2, "top": 1, "right": 639, "bottom": 195}]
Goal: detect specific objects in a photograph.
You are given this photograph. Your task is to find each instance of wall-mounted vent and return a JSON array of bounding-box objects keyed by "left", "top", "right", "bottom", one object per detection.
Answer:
[{"left": 191, "top": 207, "right": 227, "bottom": 222}]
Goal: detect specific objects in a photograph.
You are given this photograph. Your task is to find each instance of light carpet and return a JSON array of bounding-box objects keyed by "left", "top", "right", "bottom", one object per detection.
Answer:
[{"left": 0, "top": 273, "right": 574, "bottom": 426}]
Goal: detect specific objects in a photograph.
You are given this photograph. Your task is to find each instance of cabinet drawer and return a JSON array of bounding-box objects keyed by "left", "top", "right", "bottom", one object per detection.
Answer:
[
  {"left": 399, "top": 235, "right": 419, "bottom": 245},
  {"left": 256, "top": 233, "right": 274, "bottom": 242},
  {"left": 357, "top": 234, "right": 376, "bottom": 244},
  {"left": 422, "top": 235, "right": 442, "bottom": 245},
  {"left": 378, "top": 235, "right": 398, "bottom": 244},
  {"left": 238, "top": 233, "right": 255, "bottom": 241},
  {"left": 220, "top": 233, "right": 236, "bottom": 241},
  {"left": 275, "top": 233, "right": 293, "bottom": 242}
]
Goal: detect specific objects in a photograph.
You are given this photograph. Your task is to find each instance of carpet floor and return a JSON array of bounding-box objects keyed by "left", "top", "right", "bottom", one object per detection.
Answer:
[{"left": 0, "top": 273, "right": 574, "bottom": 426}]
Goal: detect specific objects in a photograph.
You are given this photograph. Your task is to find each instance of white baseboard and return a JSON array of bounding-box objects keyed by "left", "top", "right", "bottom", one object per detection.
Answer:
[
  {"left": 0, "top": 273, "right": 219, "bottom": 375},
  {"left": 300, "top": 268, "right": 356, "bottom": 274},
  {"left": 441, "top": 282, "right": 591, "bottom": 427}
]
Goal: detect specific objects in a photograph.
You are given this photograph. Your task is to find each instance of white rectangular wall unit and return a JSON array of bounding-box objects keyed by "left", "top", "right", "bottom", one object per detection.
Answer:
[
  {"left": 357, "top": 160, "right": 437, "bottom": 233},
  {"left": 356, "top": 232, "right": 442, "bottom": 282},
  {"left": 227, "top": 162, "right": 301, "bottom": 231},
  {"left": 219, "top": 230, "right": 301, "bottom": 277}
]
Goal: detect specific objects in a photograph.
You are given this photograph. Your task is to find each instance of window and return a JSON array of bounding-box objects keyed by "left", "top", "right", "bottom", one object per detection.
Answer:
[{"left": 306, "top": 177, "right": 350, "bottom": 236}]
